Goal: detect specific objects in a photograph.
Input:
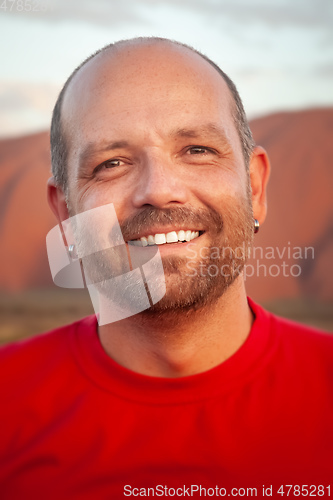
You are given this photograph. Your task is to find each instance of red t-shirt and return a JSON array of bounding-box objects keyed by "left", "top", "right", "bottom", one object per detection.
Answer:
[{"left": 0, "top": 299, "right": 332, "bottom": 499}]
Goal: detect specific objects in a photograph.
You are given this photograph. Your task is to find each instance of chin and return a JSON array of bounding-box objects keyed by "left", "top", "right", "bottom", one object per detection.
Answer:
[{"left": 140, "top": 262, "right": 243, "bottom": 318}]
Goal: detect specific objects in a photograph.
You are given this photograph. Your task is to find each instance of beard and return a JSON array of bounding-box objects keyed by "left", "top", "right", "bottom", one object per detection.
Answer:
[{"left": 69, "top": 186, "right": 254, "bottom": 321}]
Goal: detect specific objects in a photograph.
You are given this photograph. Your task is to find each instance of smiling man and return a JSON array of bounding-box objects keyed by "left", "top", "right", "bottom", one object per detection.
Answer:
[{"left": 0, "top": 37, "right": 332, "bottom": 499}]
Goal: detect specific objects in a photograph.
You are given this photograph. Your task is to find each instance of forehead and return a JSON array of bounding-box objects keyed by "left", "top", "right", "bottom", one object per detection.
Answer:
[{"left": 62, "top": 43, "right": 236, "bottom": 148}]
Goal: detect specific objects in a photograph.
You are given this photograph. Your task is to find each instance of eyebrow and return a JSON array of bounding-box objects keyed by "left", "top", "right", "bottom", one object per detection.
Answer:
[
  {"left": 79, "top": 140, "right": 130, "bottom": 168},
  {"left": 78, "top": 122, "right": 230, "bottom": 170},
  {"left": 170, "top": 123, "right": 230, "bottom": 142}
]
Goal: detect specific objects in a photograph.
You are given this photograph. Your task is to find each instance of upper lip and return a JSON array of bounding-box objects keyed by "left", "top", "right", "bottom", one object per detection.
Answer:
[{"left": 125, "top": 227, "right": 205, "bottom": 241}]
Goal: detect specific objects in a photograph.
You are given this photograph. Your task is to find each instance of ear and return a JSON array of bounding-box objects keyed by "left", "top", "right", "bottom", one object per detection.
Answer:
[
  {"left": 249, "top": 146, "right": 270, "bottom": 225},
  {"left": 47, "top": 177, "right": 70, "bottom": 223}
]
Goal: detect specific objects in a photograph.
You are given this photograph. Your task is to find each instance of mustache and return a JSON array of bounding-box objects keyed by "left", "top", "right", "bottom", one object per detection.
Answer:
[{"left": 118, "top": 206, "right": 224, "bottom": 241}]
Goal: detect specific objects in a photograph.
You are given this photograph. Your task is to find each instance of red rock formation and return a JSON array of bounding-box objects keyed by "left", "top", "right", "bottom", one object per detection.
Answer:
[
  {"left": 0, "top": 132, "right": 55, "bottom": 290},
  {"left": 247, "top": 108, "right": 333, "bottom": 301}
]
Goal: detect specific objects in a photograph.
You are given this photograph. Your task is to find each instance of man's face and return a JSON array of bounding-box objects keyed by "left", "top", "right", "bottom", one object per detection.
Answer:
[{"left": 61, "top": 43, "right": 254, "bottom": 314}]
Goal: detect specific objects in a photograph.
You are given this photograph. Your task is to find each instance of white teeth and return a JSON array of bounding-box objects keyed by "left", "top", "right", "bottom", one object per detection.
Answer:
[
  {"left": 166, "top": 231, "right": 178, "bottom": 243},
  {"left": 185, "top": 230, "right": 192, "bottom": 242},
  {"left": 155, "top": 233, "right": 166, "bottom": 245},
  {"left": 178, "top": 230, "right": 186, "bottom": 241},
  {"left": 129, "top": 230, "right": 201, "bottom": 246}
]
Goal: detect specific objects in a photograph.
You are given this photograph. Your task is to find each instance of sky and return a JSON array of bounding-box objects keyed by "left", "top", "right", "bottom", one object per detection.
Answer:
[{"left": 0, "top": 0, "right": 332, "bottom": 137}]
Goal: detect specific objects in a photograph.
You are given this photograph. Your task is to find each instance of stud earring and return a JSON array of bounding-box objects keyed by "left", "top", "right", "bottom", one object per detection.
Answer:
[
  {"left": 68, "top": 244, "right": 78, "bottom": 259},
  {"left": 254, "top": 219, "right": 260, "bottom": 234}
]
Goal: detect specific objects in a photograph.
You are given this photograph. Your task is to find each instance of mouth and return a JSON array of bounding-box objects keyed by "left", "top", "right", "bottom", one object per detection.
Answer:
[{"left": 128, "top": 230, "right": 204, "bottom": 247}]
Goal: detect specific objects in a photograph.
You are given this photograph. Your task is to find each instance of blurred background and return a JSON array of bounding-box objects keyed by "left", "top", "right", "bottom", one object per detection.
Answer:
[{"left": 1, "top": 0, "right": 332, "bottom": 343}]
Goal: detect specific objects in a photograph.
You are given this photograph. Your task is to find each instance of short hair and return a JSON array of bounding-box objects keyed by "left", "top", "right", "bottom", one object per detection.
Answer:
[{"left": 50, "top": 37, "right": 255, "bottom": 192}]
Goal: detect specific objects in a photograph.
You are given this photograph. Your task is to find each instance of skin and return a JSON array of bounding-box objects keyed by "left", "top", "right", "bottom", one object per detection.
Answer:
[{"left": 48, "top": 41, "right": 270, "bottom": 378}]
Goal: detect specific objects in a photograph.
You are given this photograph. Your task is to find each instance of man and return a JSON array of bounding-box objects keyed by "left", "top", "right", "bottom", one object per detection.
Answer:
[{"left": 0, "top": 37, "right": 332, "bottom": 499}]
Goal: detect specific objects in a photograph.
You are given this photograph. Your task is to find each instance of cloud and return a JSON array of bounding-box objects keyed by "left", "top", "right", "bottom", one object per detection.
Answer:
[
  {"left": 0, "top": 82, "right": 60, "bottom": 137},
  {"left": 4, "top": 0, "right": 333, "bottom": 30}
]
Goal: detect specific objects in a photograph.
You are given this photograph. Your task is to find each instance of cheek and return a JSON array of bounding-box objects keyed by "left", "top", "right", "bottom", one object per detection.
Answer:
[
  {"left": 73, "top": 181, "right": 135, "bottom": 229},
  {"left": 190, "top": 166, "right": 248, "bottom": 210}
]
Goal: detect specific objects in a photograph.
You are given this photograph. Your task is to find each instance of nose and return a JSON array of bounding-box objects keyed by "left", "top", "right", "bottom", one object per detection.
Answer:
[{"left": 132, "top": 153, "right": 189, "bottom": 209}]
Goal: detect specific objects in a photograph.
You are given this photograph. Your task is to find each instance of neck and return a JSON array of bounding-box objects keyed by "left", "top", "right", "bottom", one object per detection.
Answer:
[{"left": 98, "top": 277, "right": 253, "bottom": 378}]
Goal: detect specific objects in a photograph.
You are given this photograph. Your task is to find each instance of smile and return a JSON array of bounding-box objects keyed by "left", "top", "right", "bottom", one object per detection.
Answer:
[{"left": 128, "top": 230, "right": 202, "bottom": 246}]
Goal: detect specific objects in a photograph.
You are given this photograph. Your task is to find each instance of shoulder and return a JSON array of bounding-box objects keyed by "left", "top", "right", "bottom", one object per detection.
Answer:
[
  {"left": 250, "top": 298, "right": 333, "bottom": 344},
  {"left": 0, "top": 316, "right": 98, "bottom": 460},
  {"left": 0, "top": 316, "right": 96, "bottom": 382},
  {"left": 273, "top": 314, "right": 333, "bottom": 368},
  {"left": 270, "top": 309, "right": 333, "bottom": 350},
  {"left": 249, "top": 298, "right": 333, "bottom": 376}
]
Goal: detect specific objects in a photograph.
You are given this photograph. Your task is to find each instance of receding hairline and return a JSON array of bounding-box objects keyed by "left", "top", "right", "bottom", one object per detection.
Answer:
[{"left": 62, "top": 37, "right": 235, "bottom": 120}]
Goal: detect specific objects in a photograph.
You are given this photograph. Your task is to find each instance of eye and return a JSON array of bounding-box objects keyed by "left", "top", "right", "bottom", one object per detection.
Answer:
[
  {"left": 102, "top": 159, "right": 124, "bottom": 168},
  {"left": 187, "top": 146, "right": 214, "bottom": 155},
  {"left": 94, "top": 158, "right": 125, "bottom": 173}
]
